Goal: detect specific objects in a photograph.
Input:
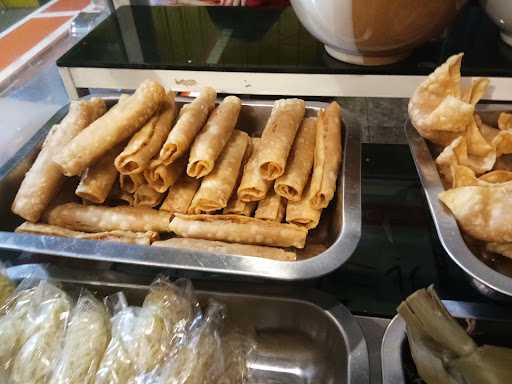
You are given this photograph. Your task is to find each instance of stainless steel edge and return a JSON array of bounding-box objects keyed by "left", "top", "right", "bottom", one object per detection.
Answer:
[
  {"left": 380, "top": 315, "right": 406, "bottom": 384},
  {"left": 5, "top": 263, "right": 370, "bottom": 384},
  {"left": 0, "top": 96, "right": 361, "bottom": 281},
  {"left": 404, "top": 118, "right": 512, "bottom": 297},
  {"left": 381, "top": 300, "right": 512, "bottom": 384}
]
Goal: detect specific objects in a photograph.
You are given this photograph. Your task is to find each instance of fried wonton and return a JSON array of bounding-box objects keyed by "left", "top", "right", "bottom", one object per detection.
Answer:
[
  {"left": 451, "top": 166, "right": 512, "bottom": 188},
  {"left": 439, "top": 182, "right": 512, "bottom": 243},
  {"left": 436, "top": 134, "right": 496, "bottom": 186},
  {"left": 498, "top": 112, "right": 512, "bottom": 131},
  {"left": 409, "top": 54, "right": 486, "bottom": 146}
]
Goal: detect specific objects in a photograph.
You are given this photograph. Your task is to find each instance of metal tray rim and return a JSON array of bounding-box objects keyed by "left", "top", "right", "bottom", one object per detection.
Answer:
[
  {"left": 404, "top": 115, "right": 512, "bottom": 296},
  {"left": 5, "top": 263, "right": 370, "bottom": 384},
  {"left": 0, "top": 96, "right": 361, "bottom": 281}
]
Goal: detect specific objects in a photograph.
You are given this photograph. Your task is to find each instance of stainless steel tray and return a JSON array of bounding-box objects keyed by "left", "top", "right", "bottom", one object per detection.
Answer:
[
  {"left": 0, "top": 96, "right": 361, "bottom": 280},
  {"left": 405, "top": 107, "right": 512, "bottom": 298},
  {"left": 381, "top": 300, "right": 512, "bottom": 384},
  {"left": 5, "top": 263, "right": 370, "bottom": 384}
]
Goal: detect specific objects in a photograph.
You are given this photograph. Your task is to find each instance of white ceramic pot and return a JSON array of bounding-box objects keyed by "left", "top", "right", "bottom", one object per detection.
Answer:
[
  {"left": 290, "top": 0, "right": 466, "bottom": 65},
  {"left": 480, "top": 0, "right": 512, "bottom": 46}
]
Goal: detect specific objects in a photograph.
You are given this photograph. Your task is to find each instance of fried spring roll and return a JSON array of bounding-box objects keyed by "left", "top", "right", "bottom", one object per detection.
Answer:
[
  {"left": 120, "top": 173, "right": 145, "bottom": 194},
  {"left": 237, "top": 138, "right": 272, "bottom": 202},
  {"left": 44, "top": 203, "right": 171, "bottom": 233},
  {"left": 286, "top": 186, "right": 322, "bottom": 230},
  {"left": 169, "top": 214, "right": 307, "bottom": 248},
  {"left": 254, "top": 189, "right": 286, "bottom": 222},
  {"left": 275, "top": 117, "right": 316, "bottom": 201},
  {"left": 76, "top": 144, "right": 124, "bottom": 204},
  {"left": 159, "top": 87, "right": 216, "bottom": 165},
  {"left": 133, "top": 184, "right": 164, "bottom": 208},
  {"left": 12, "top": 98, "right": 106, "bottom": 222},
  {"left": 189, "top": 130, "right": 249, "bottom": 213},
  {"left": 187, "top": 96, "right": 241, "bottom": 178},
  {"left": 258, "top": 98, "right": 305, "bottom": 180},
  {"left": 54, "top": 80, "right": 166, "bottom": 176},
  {"left": 153, "top": 238, "right": 296, "bottom": 261},
  {"left": 309, "top": 101, "right": 342, "bottom": 209},
  {"left": 160, "top": 175, "right": 200, "bottom": 214},
  {"left": 144, "top": 155, "right": 186, "bottom": 193},
  {"left": 223, "top": 196, "right": 256, "bottom": 216},
  {"left": 115, "top": 92, "right": 177, "bottom": 175},
  {"left": 16, "top": 222, "right": 158, "bottom": 245}
]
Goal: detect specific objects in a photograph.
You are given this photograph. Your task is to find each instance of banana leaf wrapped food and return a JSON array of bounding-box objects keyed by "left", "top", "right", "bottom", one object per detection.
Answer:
[{"left": 398, "top": 286, "right": 512, "bottom": 384}]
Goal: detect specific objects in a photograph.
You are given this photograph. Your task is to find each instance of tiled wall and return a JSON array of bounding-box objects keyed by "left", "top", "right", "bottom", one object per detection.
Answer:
[{"left": 338, "top": 97, "right": 409, "bottom": 144}]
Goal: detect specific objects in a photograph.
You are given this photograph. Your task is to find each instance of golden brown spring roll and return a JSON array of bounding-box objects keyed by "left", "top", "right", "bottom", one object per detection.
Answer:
[
  {"left": 237, "top": 138, "right": 272, "bottom": 202},
  {"left": 275, "top": 117, "right": 316, "bottom": 201},
  {"left": 54, "top": 80, "right": 166, "bottom": 176},
  {"left": 16, "top": 222, "right": 158, "bottom": 245},
  {"left": 223, "top": 196, "right": 256, "bottom": 216},
  {"left": 153, "top": 238, "right": 296, "bottom": 261},
  {"left": 189, "top": 130, "right": 250, "bottom": 213},
  {"left": 144, "top": 155, "right": 186, "bottom": 193},
  {"left": 286, "top": 188, "right": 322, "bottom": 230},
  {"left": 258, "top": 98, "right": 305, "bottom": 180},
  {"left": 133, "top": 184, "right": 164, "bottom": 208},
  {"left": 44, "top": 203, "right": 172, "bottom": 233},
  {"left": 119, "top": 173, "right": 145, "bottom": 194},
  {"left": 11, "top": 98, "right": 106, "bottom": 222},
  {"left": 115, "top": 92, "right": 177, "bottom": 175},
  {"left": 309, "top": 101, "right": 342, "bottom": 209},
  {"left": 254, "top": 189, "right": 286, "bottom": 222},
  {"left": 160, "top": 175, "right": 200, "bottom": 214},
  {"left": 76, "top": 144, "right": 124, "bottom": 204},
  {"left": 169, "top": 214, "right": 307, "bottom": 248},
  {"left": 159, "top": 87, "right": 217, "bottom": 165},
  {"left": 187, "top": 96, "right": 242, "bottom": 178}
]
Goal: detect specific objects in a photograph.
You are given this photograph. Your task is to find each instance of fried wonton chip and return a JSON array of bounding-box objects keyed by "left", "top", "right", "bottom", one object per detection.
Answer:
[
  {"left": 498, "top": 112, "right": 512, "bottom": 131},
  {"left": 451, "top": 167, "right": 512, "bottom": 188},
  {"left": 492, "top": 131, "right": 512, "bottom": 157},
  {"left": 486, "top": 242, "right": 512, "bottom": 260},
  {"left": 436, "top": 134, "right": 495, "bottom": 186},
  {"left": 475, "top": 114, "right": 500, "bottom": 142},
  {"left": 466, "top": 116, "right": 494, "bottom": 157},
  {"left": 451, "top": 165, "right": 478, "bottom": 188},
  {"left": 439, "top": 182, "right": 512, "bottom": 243},
  {"left": 478, "top": 170, "right": 512, "bottom": 184},
  {"left": 409, "top": 54, "right": 484, "bottom": 146},
  {"left": 462, "top": 78, "right": 490, "bottom": 105}
]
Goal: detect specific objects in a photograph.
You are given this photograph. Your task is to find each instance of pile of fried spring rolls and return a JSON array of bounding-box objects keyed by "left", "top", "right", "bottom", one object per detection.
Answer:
[{"left": 11, "top": 79, "right": 343, "bottom": 261}]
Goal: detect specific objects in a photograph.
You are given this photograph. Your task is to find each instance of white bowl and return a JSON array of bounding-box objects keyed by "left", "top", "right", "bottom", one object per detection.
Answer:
[
  {"left": 290, "top": 0, "right": 465, "bottom": 65},
  {"left": 480, "top": 0, "right": 512, "bottom": 46}
]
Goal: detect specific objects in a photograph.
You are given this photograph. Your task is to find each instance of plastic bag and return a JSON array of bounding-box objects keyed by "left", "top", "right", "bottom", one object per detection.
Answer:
[
  {"left": 0, "top": 264, "right": 14, "bottom": 307},
  {"left": 216, "top": 327, "right": 256, "bottom": 384},
  {"left": 95, "top": 294, "right": 138, "bottom": 384},
  {"left": 159, "top": 300, "right": 225, "bottom": 384},
  {"left": 96, "top": 277, "right": 197, "bottom": 384},
  {"left": 49, "top": 290, "right": 111, "bottom": 384},
  {"left": 10, "top": 281, "right": 71, "bottom": 384}
]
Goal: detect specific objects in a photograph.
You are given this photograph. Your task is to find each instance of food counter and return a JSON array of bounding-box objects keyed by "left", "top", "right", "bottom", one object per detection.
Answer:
[{"left": 0, "top": 1, "right": 511, "bottom": 383}]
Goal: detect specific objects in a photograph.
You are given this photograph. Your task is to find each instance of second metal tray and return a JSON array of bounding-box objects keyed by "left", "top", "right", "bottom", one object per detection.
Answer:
[
  {"left": 6, "top": 264, "right": 370, "bottom": 384},
  {"left": 405, "top": 108, "right": 512, "bottom": 298},
  {"left": 0, "top": 96, "right": 361, "bottom": 280}
]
